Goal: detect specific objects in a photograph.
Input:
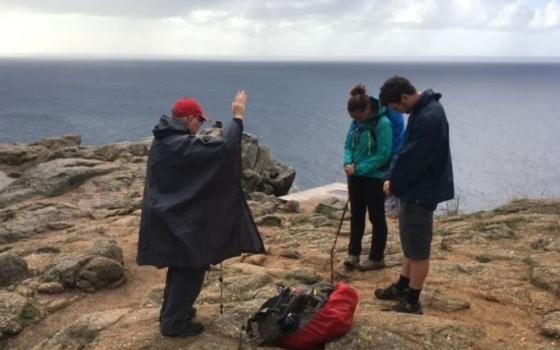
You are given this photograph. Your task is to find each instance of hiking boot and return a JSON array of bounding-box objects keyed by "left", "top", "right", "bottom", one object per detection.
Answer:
[
  {"left": 391, "top": 300, "right": 423, "bottom": 315},
  {"left": 344, "top": 255, "right": 360, "bottom": 269},
  {"left": 159, "top": 307, "right": 197, "bottom": 323},
  {"left": 161, "top": 321, "right": 204, "bottom": 337},
  {"left": 375, "top": 283, "right": 408, "bottom": 301},
  {"left": 358, "top": 259, "right": 385, "bottom": 271},
  {"left": 186, "top": 307, "right": 197, "bottom": 320}
]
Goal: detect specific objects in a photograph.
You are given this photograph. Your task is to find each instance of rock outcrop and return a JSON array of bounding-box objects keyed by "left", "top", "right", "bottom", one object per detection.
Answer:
[
  {"left": 0, "top": 158, "right": 118, "bottom": 208},
  {"left": 0, "top": 292, "right": 41, "bottom": 340},
  {"left": 41, "top": 240, "right": 125, "bottom": 292},
  {"left": 0, "top": 135, "right": 558, "bottom": 350},
  {"left": 0, "top": 252, "right": 28, "bottom": 287},
  {"left": 241, "top": 133, "right": 296, "bottom": 196}
]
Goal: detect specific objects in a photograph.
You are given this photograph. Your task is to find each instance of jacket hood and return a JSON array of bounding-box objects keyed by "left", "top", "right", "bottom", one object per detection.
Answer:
[
  {"left": 413, "top": 89, "right": 442, "bottom": 112},
  {"left": 369, "top": 96, "right": 388, "bottom": 119},
  {"left": 152, "top": 115, "right": 190, "bottom": 139}
]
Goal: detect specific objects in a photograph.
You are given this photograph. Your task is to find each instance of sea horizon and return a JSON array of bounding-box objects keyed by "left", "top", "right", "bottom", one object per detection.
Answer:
[
  {"left": 1, "top": 58, "right": 559, "bottom": 212},
  {"left": 2, "top": 54, "right": 560, "bottom": 64}
]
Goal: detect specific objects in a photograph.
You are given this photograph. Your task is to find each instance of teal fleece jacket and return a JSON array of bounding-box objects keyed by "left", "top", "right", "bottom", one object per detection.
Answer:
[{"left": 343, "top": 115, "right": 393, "bottom": 179}]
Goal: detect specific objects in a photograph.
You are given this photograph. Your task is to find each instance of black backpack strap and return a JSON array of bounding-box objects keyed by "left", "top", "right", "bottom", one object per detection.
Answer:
[{"left": 245, "top": 286, "right": 298, "bottom": 346}]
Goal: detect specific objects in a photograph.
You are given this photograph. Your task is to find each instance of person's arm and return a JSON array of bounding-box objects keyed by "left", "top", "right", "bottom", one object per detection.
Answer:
[
  {"left": 224, "top": 90, "right": 247, "bottom": 147},
  {"left": 390, "top": 112, "right": 441, "bottom": 196},
  {"left": 343, "top": 125, "right": 354, "bottom": 167},
  {"left": 355, "top": 118, "right": 392, "bottom": 176}
]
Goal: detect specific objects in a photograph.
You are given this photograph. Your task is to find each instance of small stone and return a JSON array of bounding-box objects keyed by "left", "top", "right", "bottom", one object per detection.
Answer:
[
  {"left": 279, "top": 248, "right": 302, "bottom": 260},
  {"left": 248, "top": 192, "right": 267, "bottom": 202},
  {"left": 327, "top": 210, "right": 349, "bottom": 221},
  {"left": 542, "top": 312, "right": 560, "bottom": 339},
  {"left": 227, "top": 273, "right": 273, "bottom": 300},
  {"left": 76, "top": 279, "right": 95, "bottom": 292},
  {"left": 77, "top": 256, "right": 125, "bottom": 291},
  {"left": 440, "top": 239, "right": 453, "bottom": 252},
  {"left": 145, "top": 286, "right": 164, "bottom": 306},
  {"left": 15, "top": 285, "right": 35, "bottom": 298},
  {"left": 311, "top": 215, "right": 333, "bottom": 227},
  {"left": 35, "top": 246, "right": 61, "bottom": 254},
  {"left": 423, "top": 289, "right": 471, "bottom": 312},
  {"left": 314, "top": 197, "right": 347, "bottom": 216},
  {"left": 243, "top": 254, "right": 267, "bottom": 266},
  {"left": 46, "top": 297, "right": 78, "bottom": 313},
  {"left": 531, "top": 238, "right": 552, "bottom": 251},
  {"left": 281, "top": 200, "right": 300, "bottom": 213},
  {"left": 28, "top": 280, "right": 40, "bottom": 290},
  {"left": 530, "top": 259, "right": 560, "bottom": 298},
  {"left": 249, "top": 201, "right": 277, "bottom": 217},
  {"left": 283, "top": 268, "right": 321, "bottom": 285},
  {"left": 228, "top": 262, "right": 266, "bottom": 276},
  {"left": 475, "top": 255, "right": 492, "bottom": 263},
  {"left": 290, "top": 214, "right": 310, "bottom": 226},
  {"left": 38, "top": 282, "right": 65, "bottom": 294},
  {"left": 256, "top": 215, "right": 283, "bottom": 227},
  {"left": 87, "top": 239, "right": 124, "bottom": 264}
]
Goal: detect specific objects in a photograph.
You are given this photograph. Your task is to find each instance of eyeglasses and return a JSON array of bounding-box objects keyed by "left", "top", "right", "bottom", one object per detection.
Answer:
[{"left": 189, "top": 115, "right": 205, "bottom": 124}]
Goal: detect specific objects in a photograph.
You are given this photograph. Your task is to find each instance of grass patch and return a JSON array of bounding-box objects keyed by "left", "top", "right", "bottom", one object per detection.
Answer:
[{"left": 437, "top": 228, "right": 454, "bottom": 237}]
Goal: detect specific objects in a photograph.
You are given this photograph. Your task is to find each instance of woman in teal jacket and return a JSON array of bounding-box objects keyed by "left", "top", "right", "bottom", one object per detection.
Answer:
[{"left": 343, "top": 84, "right": 392, "bottom": 271}]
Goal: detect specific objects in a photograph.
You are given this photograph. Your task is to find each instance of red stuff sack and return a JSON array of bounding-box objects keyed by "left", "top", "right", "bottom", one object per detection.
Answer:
[{"left": 280, "top": 283, "right": 358, "bottom": 349}]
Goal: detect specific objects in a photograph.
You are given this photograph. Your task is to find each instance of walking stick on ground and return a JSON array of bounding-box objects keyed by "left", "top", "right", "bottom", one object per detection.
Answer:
[
  {"left": 330, "top": 199, "right": 349, "bottom": 285},
  {"left": 219, "top": 262, "right": 224, "bottom": 315}
]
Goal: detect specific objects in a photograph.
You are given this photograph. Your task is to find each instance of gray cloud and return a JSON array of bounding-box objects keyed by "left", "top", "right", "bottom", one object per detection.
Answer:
[
  {"left": 1, "top": 0, "right": 384, "bottom": 21},
  {"left": 0, "top": 0, "right": 226, "bottom": 18},
  {"left": 1, "top": 0, "right": 559, "bottom": 58},
  {"left": 2, "top": 0, "right": 558, "bottom": 32}
]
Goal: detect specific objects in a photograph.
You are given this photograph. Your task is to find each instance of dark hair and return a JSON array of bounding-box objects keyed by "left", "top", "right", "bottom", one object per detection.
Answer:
[
  {"left": 347, "top": 84, "right": 378, "bottom": 114},
  {"left": 379, "top": 76, "right": 417, "bottom": 105}
]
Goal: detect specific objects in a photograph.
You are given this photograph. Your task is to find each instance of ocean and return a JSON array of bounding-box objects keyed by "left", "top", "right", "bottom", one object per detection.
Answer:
[{"left": 1, "top": 59, "right": 559, "bottom": 212}]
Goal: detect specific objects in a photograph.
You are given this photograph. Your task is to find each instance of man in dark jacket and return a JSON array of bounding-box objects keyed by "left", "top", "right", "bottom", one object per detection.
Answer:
[
  {"left": 137, "top": 91, "right": 265, "bottom": 337},
  {"left": 375, "top": 77, "right": 454, "bottom": 315}
]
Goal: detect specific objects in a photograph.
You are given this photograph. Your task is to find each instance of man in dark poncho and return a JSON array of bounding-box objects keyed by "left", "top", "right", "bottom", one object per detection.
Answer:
[{"left": 137, "top": 91, "right": 265, "bottom": 337}]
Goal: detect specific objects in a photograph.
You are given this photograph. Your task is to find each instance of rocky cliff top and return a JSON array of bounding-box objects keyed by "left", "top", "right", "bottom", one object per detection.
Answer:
[{"left": 0, "top": 135, "right": 559, "bottom": 349}]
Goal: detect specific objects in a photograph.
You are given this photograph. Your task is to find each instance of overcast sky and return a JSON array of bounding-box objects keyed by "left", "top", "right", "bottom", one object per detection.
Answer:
[{"left": 1, "top": 0, "right": 559, "bottom": 60}]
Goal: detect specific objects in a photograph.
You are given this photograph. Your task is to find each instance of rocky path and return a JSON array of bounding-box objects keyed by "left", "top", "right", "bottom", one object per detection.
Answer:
[{"left": 0, "top": 135, "right": 559, "bottom": 349}]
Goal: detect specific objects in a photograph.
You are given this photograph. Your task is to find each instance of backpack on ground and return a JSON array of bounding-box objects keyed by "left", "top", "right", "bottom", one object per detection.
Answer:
[{"left": 245, "top": 282, "right": 358, "bottom": 349}]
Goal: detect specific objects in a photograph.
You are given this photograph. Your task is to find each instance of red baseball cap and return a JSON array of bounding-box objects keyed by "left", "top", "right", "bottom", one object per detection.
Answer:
[{"left": 171, "top": 97, "right": 209, "bottom": 122}]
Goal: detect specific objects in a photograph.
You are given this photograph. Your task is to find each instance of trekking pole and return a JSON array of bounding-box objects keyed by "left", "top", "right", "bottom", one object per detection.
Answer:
[
  {"left": 330, "top": 199, "right": 349, "bottom": 284},
  {"left": 219, "top": 262, "right": 224, "bottom": 315},
  {"left": 237, "top": 325, "right": 246, "bottom": 350}
]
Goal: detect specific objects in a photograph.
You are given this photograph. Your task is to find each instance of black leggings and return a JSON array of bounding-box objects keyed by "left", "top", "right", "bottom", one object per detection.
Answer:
[{"left": 348, "top": 176, "right": 388, "bottom": 261}]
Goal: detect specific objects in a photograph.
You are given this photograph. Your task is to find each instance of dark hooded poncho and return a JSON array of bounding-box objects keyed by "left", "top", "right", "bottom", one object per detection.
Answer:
[{"left": 137, "top": 116, "right": 265, "bottom": 268}]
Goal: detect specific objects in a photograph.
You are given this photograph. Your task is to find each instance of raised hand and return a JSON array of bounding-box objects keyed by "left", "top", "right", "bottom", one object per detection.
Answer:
[{"left": 232, "top": 90, "right": 248, "bottom": 120}]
